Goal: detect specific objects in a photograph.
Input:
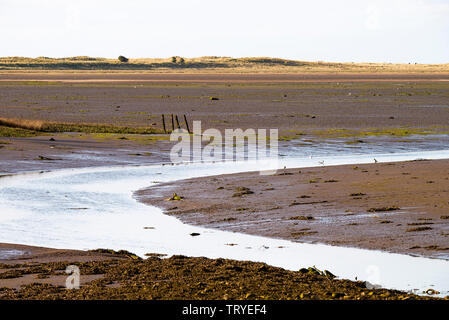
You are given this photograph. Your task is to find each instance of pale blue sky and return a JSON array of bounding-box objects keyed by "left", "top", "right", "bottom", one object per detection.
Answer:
[{"left": 1, "top": 0, "right": 448, "bottom": 63}]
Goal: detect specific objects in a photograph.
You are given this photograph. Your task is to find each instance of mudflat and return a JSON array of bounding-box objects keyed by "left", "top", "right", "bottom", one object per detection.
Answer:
[
  {"left": 1, "top": 72, "right": 449, "bottom": 300},
  {"left": 2, "top": 72, "right": 448, "bottom": 175},
  {"left": 1, "top": 73, "right": 449, "bottom": 135},
  {"left": 136, "top": 159, "right": 449, "bottom": 259}
]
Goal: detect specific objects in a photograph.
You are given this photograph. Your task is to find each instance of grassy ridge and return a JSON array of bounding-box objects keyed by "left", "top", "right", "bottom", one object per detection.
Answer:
[
  {"left": 1, "top": 56, "right": 448, "bottom": 72},
  {"left": 0, "top": 125, "right": 37, "bottom": 137},
  {"left": 0, "top": 117, "right": 163, "bottom": 136}
]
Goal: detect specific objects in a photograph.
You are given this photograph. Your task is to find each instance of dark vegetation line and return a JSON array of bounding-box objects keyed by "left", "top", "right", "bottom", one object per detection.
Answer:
[{"left": 0, "top": 117, "right": 163, "bottom": 135}]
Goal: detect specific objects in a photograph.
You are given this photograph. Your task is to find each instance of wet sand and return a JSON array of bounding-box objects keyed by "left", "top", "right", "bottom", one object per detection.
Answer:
[
  {"left": 1, "top": 73, "right": 449, "bottom": 136},
  {"left": 0, "top": 243, "right": 439, "bottom": 300},
  {"left": 2, "top": 73, "right": 448, "bottom": 175},
  {"left": 1, "top": 72, "right": 449, "bottom": 299},
  {"left": 0, "top": 134, "right": 171, "bottom": 175},
  {"left": 136, "top": 159, "right": 449, "bottom": 260}
]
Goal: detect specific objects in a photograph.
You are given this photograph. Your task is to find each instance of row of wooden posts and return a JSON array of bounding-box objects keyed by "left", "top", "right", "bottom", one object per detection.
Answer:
[{"left": 161, "top": 114, "right": 191, "bottom": 134}]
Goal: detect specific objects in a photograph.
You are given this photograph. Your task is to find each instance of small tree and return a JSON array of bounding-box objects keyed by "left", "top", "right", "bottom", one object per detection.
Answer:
[
  {"left": 118, "top": 55, "right": 129, "bottom": 63},
  {"left": 179, "top": 57, "right": 185, "bottom": 65},
  {"left": 171, "top": 56, "right": 177, "bottom": 63}
]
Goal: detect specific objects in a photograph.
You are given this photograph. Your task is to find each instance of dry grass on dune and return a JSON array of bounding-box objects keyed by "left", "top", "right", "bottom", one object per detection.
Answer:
[
  {"left": 1, "top": 56, "right": 448, "bottom": 73},
  {"left": 0, "top": 118, "right": 45, "bottom": 131}
]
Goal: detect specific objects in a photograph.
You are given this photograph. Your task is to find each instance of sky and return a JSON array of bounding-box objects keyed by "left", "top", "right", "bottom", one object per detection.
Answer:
[{"left": 0, "top": 0, "right": 448, "bottom": 63}]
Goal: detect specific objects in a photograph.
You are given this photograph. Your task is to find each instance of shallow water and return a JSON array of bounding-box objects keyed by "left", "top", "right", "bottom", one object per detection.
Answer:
[
  {"left": 0, "top": 249, "right": 26, "bottom": 260},
  {"left": 1, "top": 150, "right": 449, "bottom": 297}
]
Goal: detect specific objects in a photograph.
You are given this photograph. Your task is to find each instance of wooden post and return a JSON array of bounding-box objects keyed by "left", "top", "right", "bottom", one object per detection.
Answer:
[
  {"left": 175, "top": 115, "right": 181, "bottom": 129},
  {"left": 184, "top": 114, "right": 191, "bottom": 134},
  {"left": 170, "top": 114, "right": 174, "bottom": 132},
  {"left": 161, "top": 114, "right": 166, "bottom": 133}
]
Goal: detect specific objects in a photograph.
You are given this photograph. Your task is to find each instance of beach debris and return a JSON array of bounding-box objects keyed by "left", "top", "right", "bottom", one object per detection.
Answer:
[
  {"left": 143, "top": 226, "right": 155, "bottom": 229},
  {"left": 128, "top": 152, "right": 151, "bottom": 156},
  {"left": 406, "top": 226, "right": 432, "bottom": 232},
  {"left": 89, "top": 249, "right": 141, "bottom": 260},
  {"left": 210, "top": 97, "right": 219, "bottom": 101},
  {"left": 324, "top": 270, "right": 336, "bottom": 279},
  {"left": 440, "top": 215, "right": 449, "bottom": 219},
  {"left": 190, "top": 232, "right": 200, "bottom": 237},
  {"left": 374, "top": 158, "right": 378, "bottom": 163},
  {"left": 278, "top": 166, "right": 293, "bottom": 175},
  {"left": 291, "top": 230, "right": 318, "bottom": 237},
  {"left": 289, "top": 215, "right": 315, "bottom": 221},
  {"left": 407, "top": 222, "right": 433, "bottom": 226},
  {"left": 166, "top": 193, "right": 184, "bottom": 201},
  {"left": 37, "top": 155, "right": 57, "bottom": 161},
  {"left": 49, "top": 138, "right": 55, "bottom": 141},
  {"left": 289, "top": 200, "right": 327, "bottom": 206},
  {"left": 232, "top": 187, "right": 254, "bottom": 197},
  {"left": 425, "top": 289, "right": 440, "bottom": 295},
  {"left": 367, "top": 206, "right": 400, "bottom": 212},
  {"left": 299, "top": 266, "right": 335, "bottom": 279}
]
